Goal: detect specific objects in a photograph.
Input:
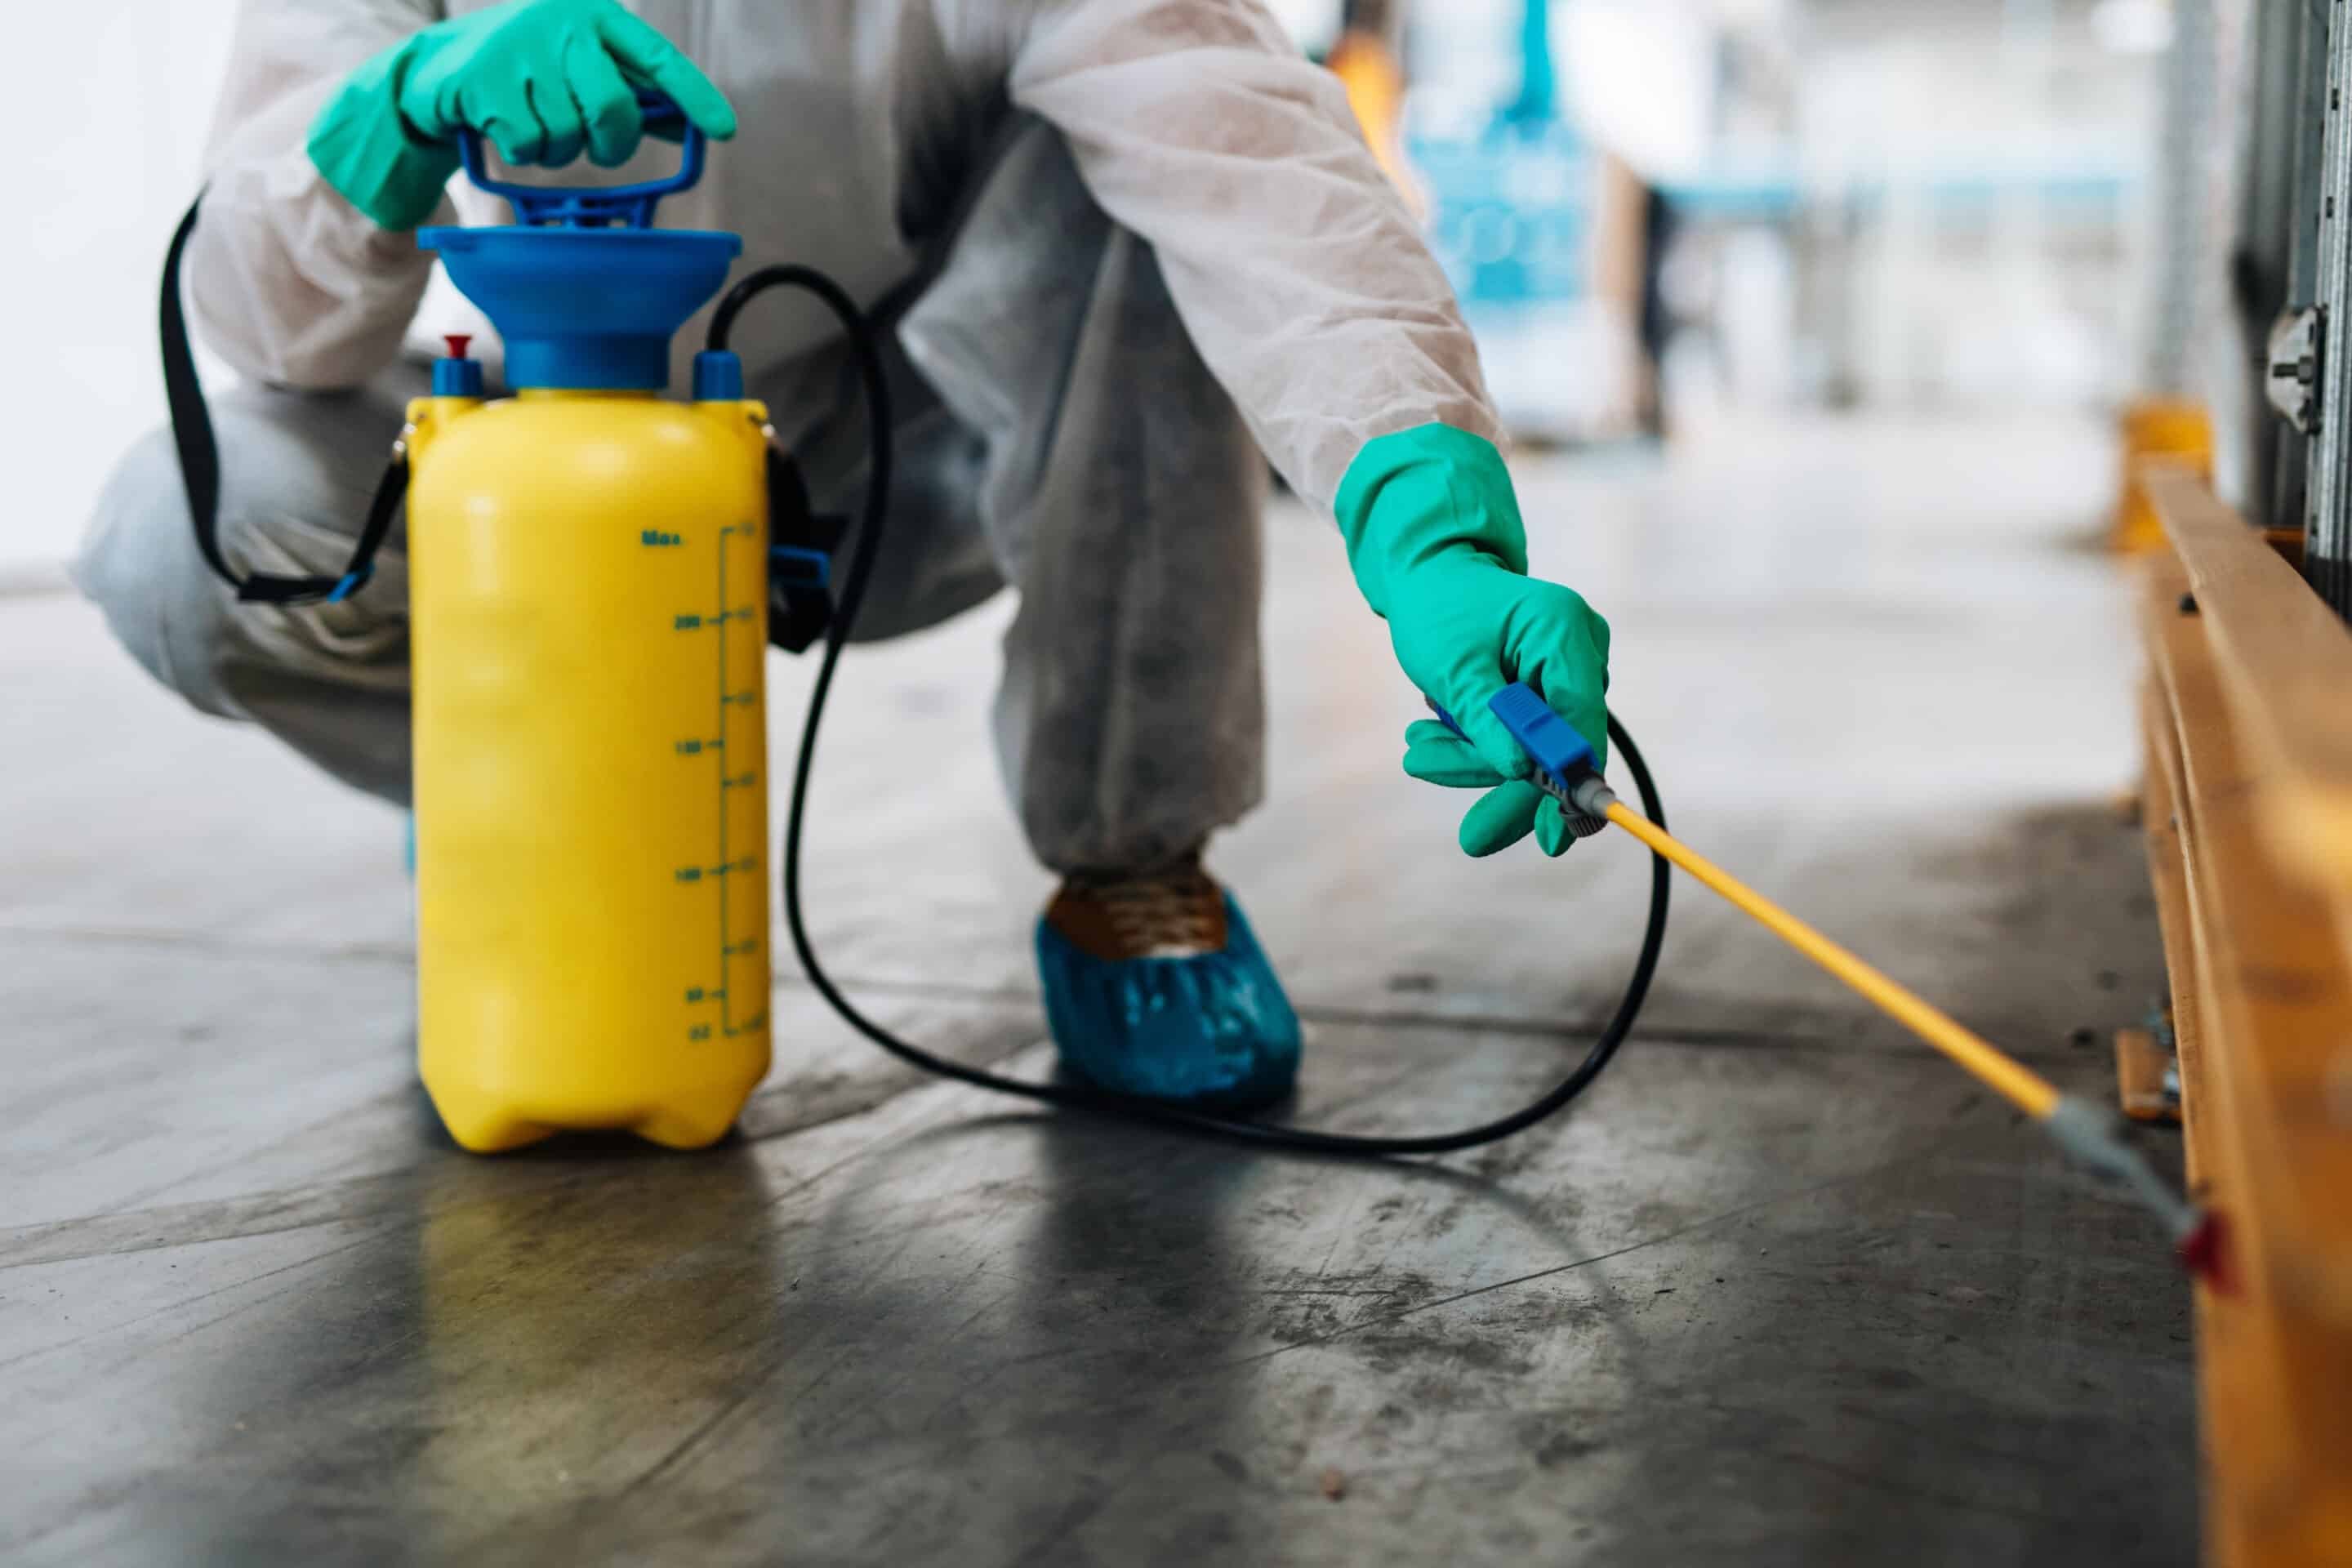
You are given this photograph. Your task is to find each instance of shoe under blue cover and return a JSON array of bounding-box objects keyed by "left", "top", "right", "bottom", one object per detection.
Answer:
[{"left": 1036, "top": 892, "right": 1302, "bottom": 1107}]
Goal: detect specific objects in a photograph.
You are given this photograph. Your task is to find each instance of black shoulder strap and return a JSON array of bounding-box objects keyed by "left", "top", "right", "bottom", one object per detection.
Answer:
[{"left": 163, "top": 196, "right": 408, "bottom": 606}]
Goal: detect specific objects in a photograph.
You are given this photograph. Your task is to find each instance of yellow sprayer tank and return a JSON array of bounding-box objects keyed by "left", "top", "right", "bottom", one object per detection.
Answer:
[{"left": 408, "top": 114, "right": 769, "bottom": 1152}]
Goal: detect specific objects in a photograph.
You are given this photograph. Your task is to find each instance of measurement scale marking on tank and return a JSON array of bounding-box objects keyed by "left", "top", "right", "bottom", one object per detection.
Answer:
[{"left": 666, "top": 523, "right": 766, "bottom": 1044}]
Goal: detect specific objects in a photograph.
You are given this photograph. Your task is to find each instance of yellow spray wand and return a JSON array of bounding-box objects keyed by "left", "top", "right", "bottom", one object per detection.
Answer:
[{"left": 1436, "top": 685, "right": 2229, "bottom": 1289}]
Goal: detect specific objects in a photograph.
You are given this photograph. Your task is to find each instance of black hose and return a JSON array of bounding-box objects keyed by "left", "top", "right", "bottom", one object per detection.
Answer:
[{"left": 711, "top": 267, "right": 1672, "bottom": 1156}]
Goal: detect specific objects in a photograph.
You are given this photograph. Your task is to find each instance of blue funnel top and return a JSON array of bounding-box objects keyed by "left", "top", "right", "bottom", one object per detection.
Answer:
[
  {"left": 416, "top": 92, "right": 741, "bottom": 392},
  {"left": 420, "top": 226, "right": 740, "bottom": 390}
]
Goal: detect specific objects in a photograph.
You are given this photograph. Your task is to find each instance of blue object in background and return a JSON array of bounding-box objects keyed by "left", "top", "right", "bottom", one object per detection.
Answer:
[
  {"left": 1498, "top": 0, "right": 1558, "bottom": 131},
  {"left": 1408, "top": 0, "right": 1593, "bottom": 314},
  {"left": 1410, "top": 122, "right": 1592, "bottom": 310}
]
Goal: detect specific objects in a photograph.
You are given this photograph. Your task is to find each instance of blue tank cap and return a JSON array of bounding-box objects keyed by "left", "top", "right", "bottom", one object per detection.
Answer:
[
  {"left": 692, "top": 350, "right": 745, "bottom": 403},
  {"left": 433, "top": 336, "right": 486, "bottom": 397},
  {"left": 417, "top": 88, "right": 742, "bottom": 392}
]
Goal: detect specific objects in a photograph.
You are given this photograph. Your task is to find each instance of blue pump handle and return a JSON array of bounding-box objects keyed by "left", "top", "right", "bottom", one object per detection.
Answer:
[
  {"left": 1427, "top": 682, "right": 1610, "bottom": 834},
  {"left": 456, "top": 88, "right": 704, "bottom": 229},
  {"left": 1428, "top": 683, "right": 1598, "bottom": 793}
]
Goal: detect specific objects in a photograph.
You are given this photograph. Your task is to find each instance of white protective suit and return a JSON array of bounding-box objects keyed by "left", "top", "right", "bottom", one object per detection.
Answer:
[{"left": 78, "top": 0, "right": 1503, "bottom": 873}]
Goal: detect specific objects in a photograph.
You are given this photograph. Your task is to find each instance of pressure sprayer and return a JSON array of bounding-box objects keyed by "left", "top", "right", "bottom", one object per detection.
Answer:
[
  {"left": 161, "top": 98, "right": 838, "bottom": 1151},
  {"left": 159, "top": 96, "right": 2221, "bottom": 1285}
]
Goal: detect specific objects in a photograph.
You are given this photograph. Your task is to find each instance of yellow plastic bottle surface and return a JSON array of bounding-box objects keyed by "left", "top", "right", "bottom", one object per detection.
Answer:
[{"left": 408, "top": 390, "right": 772, "bottom": 1152}]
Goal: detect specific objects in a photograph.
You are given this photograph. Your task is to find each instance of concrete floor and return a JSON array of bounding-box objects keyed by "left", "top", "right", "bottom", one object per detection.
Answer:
[{"left": 1, "top": 413, "right": 2193, "bottom": 1566}]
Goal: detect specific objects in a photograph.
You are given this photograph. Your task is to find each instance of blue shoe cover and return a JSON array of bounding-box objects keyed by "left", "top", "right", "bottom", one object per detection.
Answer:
[{"left": 1036, "top": 893, "right": 1303, "bottom": 1107}]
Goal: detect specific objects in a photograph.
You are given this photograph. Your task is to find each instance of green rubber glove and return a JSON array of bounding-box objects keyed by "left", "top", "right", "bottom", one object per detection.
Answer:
[
  {"left": 1334, "top": 423, "right": 1612, "bottom": 859},
  {"left": 307, "top": 0, "right": 738, "bottom": 232}
]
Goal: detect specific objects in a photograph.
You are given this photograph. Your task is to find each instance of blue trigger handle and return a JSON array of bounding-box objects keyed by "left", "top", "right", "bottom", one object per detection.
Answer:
[
  {"left": 1427, "top": 682, "right": 1601, "bottom": 799},
  {"left": 457, "top": 88, "right": 705, "bottom": 229}
]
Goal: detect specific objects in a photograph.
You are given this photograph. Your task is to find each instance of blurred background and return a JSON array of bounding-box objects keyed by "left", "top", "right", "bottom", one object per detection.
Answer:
[
  {"left": 8, "top": 0, "right": 2198, "bottom": 573},
  {"left": 1283, "top": 0, "right": 2171, "bottom": 439}
]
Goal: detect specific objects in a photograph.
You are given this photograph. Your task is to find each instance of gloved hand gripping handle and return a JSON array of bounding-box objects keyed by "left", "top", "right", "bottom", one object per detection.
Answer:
[
  {"left": 1428, "top": 683, "right": 1614, "bottom": 835},
  {"left": 457, "top": 89, "right": 702, "bottom": 229}
]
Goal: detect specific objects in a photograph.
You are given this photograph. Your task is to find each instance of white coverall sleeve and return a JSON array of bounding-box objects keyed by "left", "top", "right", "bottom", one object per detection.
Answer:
[
  {"left": 999, "top": 0, "right": 1504, "bottom": 511},
  {"left": 189, "top": 0, "right": 450, "bottom": 390}
]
